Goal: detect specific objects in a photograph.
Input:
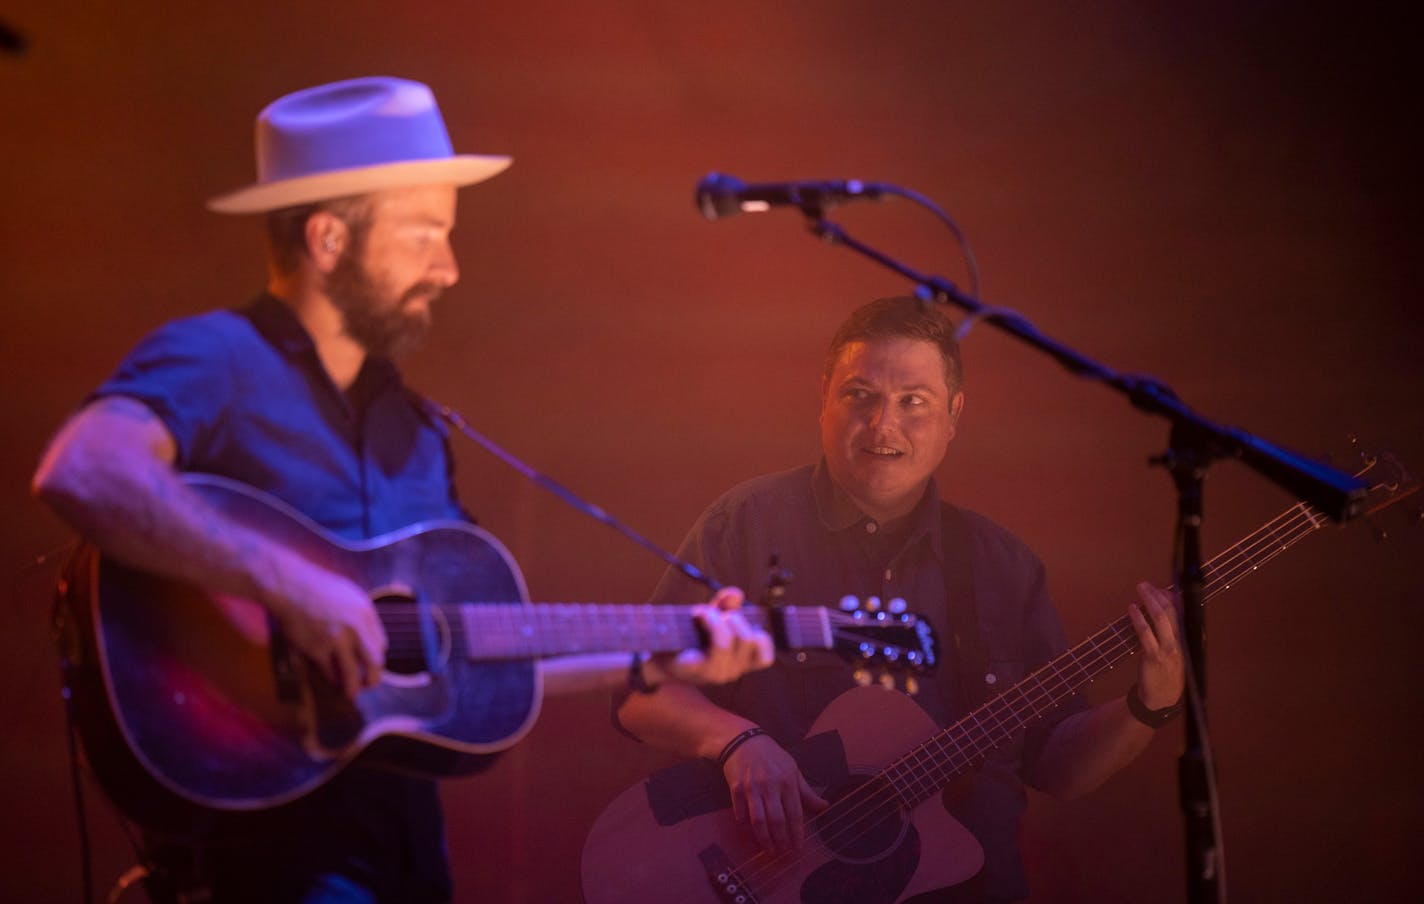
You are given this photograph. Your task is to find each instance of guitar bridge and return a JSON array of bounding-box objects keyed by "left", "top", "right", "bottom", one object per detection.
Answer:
[{"left": 699, "top": 845, "right": 761, "bottom": 904}]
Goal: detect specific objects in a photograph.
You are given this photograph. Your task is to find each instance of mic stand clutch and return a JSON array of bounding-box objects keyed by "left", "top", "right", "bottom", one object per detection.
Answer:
[{"left": 795, "top": 210, "right": 1368, "bottom": 904}]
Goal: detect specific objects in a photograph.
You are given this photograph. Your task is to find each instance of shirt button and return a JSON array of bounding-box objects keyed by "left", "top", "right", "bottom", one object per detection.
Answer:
[{"left": 865, "top": 521, "right": 878, "bottom": 534}]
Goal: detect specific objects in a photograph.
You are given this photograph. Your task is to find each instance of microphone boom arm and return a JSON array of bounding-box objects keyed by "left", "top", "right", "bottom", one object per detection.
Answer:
[{"left": 804, "top": 215, "right": 1367, "bottom": 522}]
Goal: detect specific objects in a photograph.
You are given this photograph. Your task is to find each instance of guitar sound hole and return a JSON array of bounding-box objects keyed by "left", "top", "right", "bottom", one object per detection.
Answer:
[
  {"left": 812, "top": 774, "right": 909, "bottom": 863},
  {"left": 373, "top": 590, "right": 446, "bottom": 676}
]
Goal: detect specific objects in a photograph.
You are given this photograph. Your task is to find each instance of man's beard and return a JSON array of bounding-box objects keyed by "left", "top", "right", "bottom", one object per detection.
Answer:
[{"left": 327, "top": 251, "right": 441, "bottom": 359}]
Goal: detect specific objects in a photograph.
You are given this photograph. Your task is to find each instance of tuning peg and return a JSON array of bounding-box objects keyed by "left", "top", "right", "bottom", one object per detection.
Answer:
[
  {"left": 839, "top": 595, "right": 860, "bottom": 612},
  {"left": 864, "top": 596, "right": 881, "bottom": 612},
  {"left": 888, "top": 597, "right": 907, "bottom": 614},
  {"left": 904, "top": 676, "right": 919, "bottom": 696},
  {"left": 761, "top": 554, "right": 793, "bottom": 606},
  {"left": 878, "top": 671, "right": 895, "bottom": 690},
  {"left": 853, "top": 668, "right": 872, "bottom": 687}
]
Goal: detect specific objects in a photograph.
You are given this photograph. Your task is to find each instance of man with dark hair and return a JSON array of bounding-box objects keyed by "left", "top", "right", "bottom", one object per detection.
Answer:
[
  {"left": 32, "top": 76, "right": 771, "bottom": 902},
  {"left": 617, "top": 296, "right": 1185, "bottom": 902}
]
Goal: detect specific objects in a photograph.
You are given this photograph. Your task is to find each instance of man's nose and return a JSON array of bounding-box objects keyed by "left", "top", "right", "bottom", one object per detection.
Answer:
[
  {"left": 868, "top": 399, "right": 897, "bottom": 431},
  {"left": 431, "top": 239, "right": 460, "bottom": 287}
]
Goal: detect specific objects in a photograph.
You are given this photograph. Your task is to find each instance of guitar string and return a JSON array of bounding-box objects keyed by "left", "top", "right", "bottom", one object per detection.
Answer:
[
  {"left": 285, "top": 499, "right": 1328, "bottom": 897},
  {"left": 352, "top": 501, "right": 1323, "bottom": 716},
  {"left": 364, "top": 496, "right": 1322, "bottom": 651},
  {"left": 729, "top": 502, "right": 1328, "bottom": 897},
  {"left": 734, "top": 504, "right": 1324, "bottom": 894},
  {"left": 364, "top": 607, "right": 896, "bottom": 662}
]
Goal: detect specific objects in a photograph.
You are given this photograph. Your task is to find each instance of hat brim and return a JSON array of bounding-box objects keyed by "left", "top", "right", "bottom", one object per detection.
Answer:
[{"left": 206, "top": 154, "right": 512, "bottom": 214}]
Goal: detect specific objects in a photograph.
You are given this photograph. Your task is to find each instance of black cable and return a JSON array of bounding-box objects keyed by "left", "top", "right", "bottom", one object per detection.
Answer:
[
  {"left": 420, "top": 398, "right": 724, "bottom": 592},
  {"left": 874, "top": 183, "right": 982, "bottom": 299},
  {"left": 61, "top": 683, "right": 95, "bottom": 904},
  {"left": 52, "top": 567, "right": 95, "bottom": 904}
]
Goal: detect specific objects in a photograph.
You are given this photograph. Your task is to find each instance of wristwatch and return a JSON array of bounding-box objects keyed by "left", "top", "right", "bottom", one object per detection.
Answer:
[{"left": 1127, "top": 683, "right": 1184, "bottom": 728}]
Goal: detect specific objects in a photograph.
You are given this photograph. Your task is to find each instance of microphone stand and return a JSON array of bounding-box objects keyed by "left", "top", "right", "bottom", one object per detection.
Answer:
[{"left": 801, "top": 211, "right": 1367, "bottom": 904}]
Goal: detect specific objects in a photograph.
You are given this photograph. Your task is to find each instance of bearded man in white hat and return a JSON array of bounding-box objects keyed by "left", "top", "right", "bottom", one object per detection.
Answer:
[{"left": 32, "top": 76, "right": 771, "bottom": 902}]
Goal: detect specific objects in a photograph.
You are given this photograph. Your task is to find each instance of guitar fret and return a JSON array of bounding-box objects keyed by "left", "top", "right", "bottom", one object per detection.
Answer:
[{"left": 779, "top": 607, "right": 833, "bottom": 651}]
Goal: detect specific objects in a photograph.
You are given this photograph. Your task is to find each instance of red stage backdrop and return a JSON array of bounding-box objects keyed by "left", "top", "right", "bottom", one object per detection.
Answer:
[{"left": 1, "top": 2, "right": 1418, "bottom": 901}]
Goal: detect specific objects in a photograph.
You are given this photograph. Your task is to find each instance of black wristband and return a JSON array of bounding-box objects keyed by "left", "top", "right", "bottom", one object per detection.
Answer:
[
  {"left": 715, "top": 727, "right": 767, "bottom": 767},
  {"left": 1127, "top": 683, "right": 1183, "bottom": 728},
  {"left": 628, "top": 652, "right": 660, "bottom": 695}
]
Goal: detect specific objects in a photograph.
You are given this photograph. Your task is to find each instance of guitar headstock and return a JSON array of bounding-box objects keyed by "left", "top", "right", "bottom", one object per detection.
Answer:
[
  {"left": 826, "top": 595, "right": 938, "bottom": 694},
  {"left": 1350, "top": 445, "right": 1420, "bottom": 519}
]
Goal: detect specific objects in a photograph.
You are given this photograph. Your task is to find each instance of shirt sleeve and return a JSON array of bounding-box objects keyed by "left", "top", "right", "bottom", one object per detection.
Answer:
[
  {"left": 1014, "top": 555, "right": 1091, "bottom": 786},
  {"left": 648, "top": 499, "right": 744, "bottom": 606},
  {"left": 89, "top": 315, "right": 237, "bottom": 468},
  {"left": 960, "top": 509, "right": 1089, "bottom": 783}
]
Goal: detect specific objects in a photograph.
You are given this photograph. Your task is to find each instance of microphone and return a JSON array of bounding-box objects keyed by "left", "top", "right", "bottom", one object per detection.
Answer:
[{"left": 695, "top": 172, "right": 885, "bottom": 221}]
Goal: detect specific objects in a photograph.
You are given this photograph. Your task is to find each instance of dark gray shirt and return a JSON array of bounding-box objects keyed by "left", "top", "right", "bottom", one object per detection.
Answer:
[{"left": 649, "top": 461, "right": 1086, "bottom": 902}]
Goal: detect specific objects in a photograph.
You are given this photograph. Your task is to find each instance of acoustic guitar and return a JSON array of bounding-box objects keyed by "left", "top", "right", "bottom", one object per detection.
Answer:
[
  {"left": 54, "top": 473, "right": 937, "bottom": 840},
  {"left": 580, "top": 450, "right": 1416, "bottom": 904}
]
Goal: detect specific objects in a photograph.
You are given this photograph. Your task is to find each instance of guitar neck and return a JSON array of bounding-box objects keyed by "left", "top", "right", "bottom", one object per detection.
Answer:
[
  {"left": 431, "top": 603, "right": 833, "bottom": 660},
  {"left": 883, "top": 499, "right": 1331, "bottom": 804}
]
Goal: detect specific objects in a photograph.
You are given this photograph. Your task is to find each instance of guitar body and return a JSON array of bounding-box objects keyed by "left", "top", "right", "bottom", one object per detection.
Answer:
[
  {"left": 57, "top": 475, "right": 942, "bottom": 840},
  {"left": 59, "top": 475, "right": 538, "bottom": 838},
  {"left": 580, "top": 448, "right": 1417, "bottom": 902},
  {"left": 581, "top": 687, "right": 984, "bottom": 904}
]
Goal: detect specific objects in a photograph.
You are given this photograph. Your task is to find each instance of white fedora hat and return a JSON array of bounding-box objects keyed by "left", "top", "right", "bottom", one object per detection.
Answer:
[{"left": 207, "top": 76, "right": 512, "bottom": 214}]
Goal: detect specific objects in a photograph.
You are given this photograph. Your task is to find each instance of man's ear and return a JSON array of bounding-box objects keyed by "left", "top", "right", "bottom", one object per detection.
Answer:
[
  {"left": 948, "top": 391, "right": 965, "bottom": 433},
  {"left": 305, "top": 211, "right": 349, "bottom": 273}
]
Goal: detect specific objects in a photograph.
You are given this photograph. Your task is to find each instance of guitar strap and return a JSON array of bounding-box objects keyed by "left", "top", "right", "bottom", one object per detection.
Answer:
[{"left": 940, "top": 503, "right": 990, "bottom": 712}]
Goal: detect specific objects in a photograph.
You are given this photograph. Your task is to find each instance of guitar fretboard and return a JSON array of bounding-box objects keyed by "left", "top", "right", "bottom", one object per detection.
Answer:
[
  {"left": 881, "top": 498, "right": 1330, "bottom": 806},
  {"left": 376, "top": 603, "right": 837, "bottom": 660}
]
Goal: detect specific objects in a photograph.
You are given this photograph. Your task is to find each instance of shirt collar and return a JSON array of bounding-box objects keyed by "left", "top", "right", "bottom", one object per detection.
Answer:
[
  {"left": 244, "top": 292, "right": 314, "bottom": 357},
  {"left": 811, "top": 457, "right": 946, "bottom": 559},
  {"left": 242, "top": 292, "right": 401, "bottom": 398}
]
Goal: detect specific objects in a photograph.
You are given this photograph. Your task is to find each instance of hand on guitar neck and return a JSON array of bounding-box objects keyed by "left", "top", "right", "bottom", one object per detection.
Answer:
[
  {"left": 542, "top": 586, "right": 775, "bottom": 695},
  {"left": 1126, "top": 581, "right": 1185, "bottom": 713},
  {"left": 641, "top": 586, "right": 777, "bottom": 687},
  {"left": 1031, "top": 580, "right": 1185, "bottom": 801}
]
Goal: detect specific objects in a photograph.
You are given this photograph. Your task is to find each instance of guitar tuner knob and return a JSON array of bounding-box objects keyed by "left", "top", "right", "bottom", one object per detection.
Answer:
[
  {"left": 853, "top": 668, "right": 872, "bottom": 686},
  {"left": 882, "top": 647, "right": 900, "bottom": 661},
  {"left": 865, "top": 596, "right": 881, "bottom": 612},
  {"left": 906, "top": 676, "right": 920, "bottom": 695},
  {"left": 859, "top": 643, "right": 875, "bottom": 658},
  {"left": 839, "top": 595, "right": 860, "bottom": 612},
  {"left": 878, "top": 672, "right": 895, "bottom": 690},
  {"left": 889, "top": 597, "right": 907, "bottom": 614}
]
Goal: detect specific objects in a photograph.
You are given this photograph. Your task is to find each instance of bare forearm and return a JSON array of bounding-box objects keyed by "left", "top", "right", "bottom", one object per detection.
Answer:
[
  {"left": 1033, "top": 696, "right": 1156, "bottom": 800},
  {"left": 617, "top": 682, "right": 756, "bottom": 760},
  {"left": 541, "top": 653, "right": 634, "bottom": 695},
  {"left": 32, "top": 399, "right": 315, "bottom": 612}
]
